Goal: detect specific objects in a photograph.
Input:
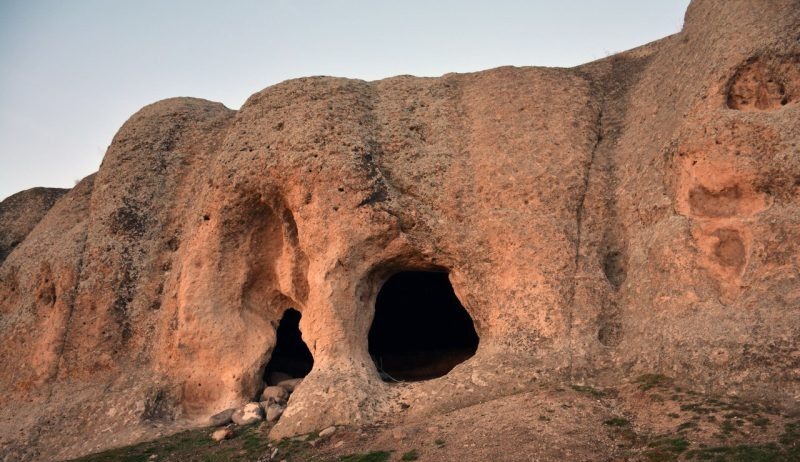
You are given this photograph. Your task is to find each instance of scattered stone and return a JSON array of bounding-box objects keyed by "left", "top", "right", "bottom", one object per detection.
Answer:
[
  {"left": 211, "top": 425, "right": 234, "bottom": 442},
  {"left": 261, "top": 386, "right": 288, "bottom": 403},
  {"left": 277, "top": 378, "right": 303, "bottom": 393},
  {"left": 231, "top": 402, "right": 265, "bottom": 425},
  {"left": 208, "top": 408, "right": 236, "bottom": 427},
  {"left": 318, "top": 426, "right": 336, "bottom": 438},
  {"left": 266, "top": 403, "right": 285, "bottom": 422},
  {"left": 335, "top": 440, "right": 345, "bottom": 448}
]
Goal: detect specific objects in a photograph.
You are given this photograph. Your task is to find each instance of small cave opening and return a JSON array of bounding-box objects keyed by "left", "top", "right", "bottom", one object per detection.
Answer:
[
  {"left": 263, "top": 308, "right": 314, "bottom": 385},
  {"left": 368, "top": 271, "right": 479, "bottom": 382}
]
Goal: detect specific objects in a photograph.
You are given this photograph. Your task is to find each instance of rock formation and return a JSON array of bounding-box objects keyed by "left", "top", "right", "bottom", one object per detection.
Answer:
[
  {"left": 1, "top": 1, "right": 798, "bottom": 460},
  {"left": 0, "top": 187, "right": 67, "bottom": 264}
]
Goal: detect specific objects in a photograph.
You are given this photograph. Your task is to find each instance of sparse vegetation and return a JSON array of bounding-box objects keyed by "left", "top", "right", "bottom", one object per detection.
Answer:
[
  {"left": 339, "top": 451, "right": 392, "bottom": 462},
  {"left": 66, "top": 426, "right": 265, "bottom": 462},
  {"left": 604, "top": 417, "right": 630, "bottom": 427},
  {"left": 643, "top": 437, "right": 690, "bottom": 462},
  {"left": 570, "top": 384, "right": 605, "bottom": 398},
  {"left": 64, "top": 381, "right": 800, "bottom": 462},
  {"left": 636, "top": 374, "right": 670, "bottom": 391},
  {"left": 685, "top": 443, "right": 787, "bottom": 461}
]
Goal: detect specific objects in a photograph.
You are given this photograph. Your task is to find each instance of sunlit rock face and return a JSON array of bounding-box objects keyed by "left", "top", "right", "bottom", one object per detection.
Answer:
[{"left": 1, "top": 1, "right": 799, "bottom": 460}]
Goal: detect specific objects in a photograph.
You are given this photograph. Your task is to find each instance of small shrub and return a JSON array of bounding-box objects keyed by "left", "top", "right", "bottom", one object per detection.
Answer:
[
  {"left": 636, "top": 374, "right": 669, "bottom": 391},
  {"left": 570, "top": 384, "right": 605, "bottom": 398},
  {"left": 677, "top": 421, "right": 698, "bottom": 432},
  {"left": 401, "top": 449, "right": 419, "bottom": 461},
  {"left": 751, "top": 417, "right": 770, "bottom": 428},
  {"left": 604, "top": 417, "right": 630, "bottom": 427}
]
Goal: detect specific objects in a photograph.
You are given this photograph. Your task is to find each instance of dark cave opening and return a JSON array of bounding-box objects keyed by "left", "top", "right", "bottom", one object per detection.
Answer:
[
  {"left": 368, "top": 271, "right": 479, "bottom": 382},
  {"left": 263, "top": 308, "right": 314, "bottom": 384}
]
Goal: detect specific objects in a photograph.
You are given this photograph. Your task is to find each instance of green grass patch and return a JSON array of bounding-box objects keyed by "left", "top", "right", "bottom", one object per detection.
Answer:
[
  {"left": 643, "top": 437, "right": 690, "bottom": 462},
  {"left": 339, "top": 451, "right": 392, "bottom": 462},
  {"left": 780, "top": 422, "right": 800, "bottom": 446},
  {"left": 636, "top": 374, "right": 670, "bottom": 391},
  {"left": 677, "top": 421, "right": 699, "bottom": 432},
  {"left": 604, "top": 417, "right": 630, "bottom": 427},
  {"left": 751, "top": 417, "right": 770, "bottom": 428},
  {"left": 570, "top": 384, "right": 605, "bottom": 398},
  {"left": 685, "top": 443, "right": 784, "bottom": 461},
  {"left": 681, "top": 403, "right": 716, "bottom": 414},
  {"left": 401, "top": 449, "right": 419, "bottom": 460},
  {"left": 66, "top": 424, "right": 313, "bottom": 462},
  {"left": 721, "top": 420, "right": 736, "bottom": 434}
]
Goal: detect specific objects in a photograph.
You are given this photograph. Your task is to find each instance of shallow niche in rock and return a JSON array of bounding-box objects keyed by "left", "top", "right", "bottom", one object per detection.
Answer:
[
  {"left": 368, "top": 271, "right": 479, "bottom": 382},
  {"left": 262, "top": 308, "right": 313, "bottom": 388},
  {"left": 727, "top": 54, "right": 799, "bottom": 111}
]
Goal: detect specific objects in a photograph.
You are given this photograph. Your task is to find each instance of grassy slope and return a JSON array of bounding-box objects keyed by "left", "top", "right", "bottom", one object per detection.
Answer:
[{"left": 67, "top": 376, "right": 800, "bottom": 462}]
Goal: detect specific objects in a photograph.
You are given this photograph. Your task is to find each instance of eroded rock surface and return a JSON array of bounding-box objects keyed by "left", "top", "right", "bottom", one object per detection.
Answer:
[
  {"left": 0, "top": 187, "right": 68, "bottom": 264},
  {"left": 1, "top": 1, "right": 799, "bottom": 461}
]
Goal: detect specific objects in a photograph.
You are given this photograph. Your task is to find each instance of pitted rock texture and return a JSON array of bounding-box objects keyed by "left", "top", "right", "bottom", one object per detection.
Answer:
[
  {"left": 1, "top": 1, "right": 799, "bottom": 460},
  {"left": 0, "top": 187, "right": 68, "bottom": 264}
]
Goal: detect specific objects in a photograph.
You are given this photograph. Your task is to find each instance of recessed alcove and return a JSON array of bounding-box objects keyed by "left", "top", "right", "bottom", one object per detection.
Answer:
[
  {"left": 368, "top": 271, "right": 479, "bottom": 382},
  {"left": 263, "top": 308, "right": 314, "bottom": 384}
]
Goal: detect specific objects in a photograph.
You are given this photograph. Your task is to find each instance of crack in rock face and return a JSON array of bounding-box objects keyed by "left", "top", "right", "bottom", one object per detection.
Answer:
[{"left": 1, "top": 2, "right": 800, "bottom": 460}]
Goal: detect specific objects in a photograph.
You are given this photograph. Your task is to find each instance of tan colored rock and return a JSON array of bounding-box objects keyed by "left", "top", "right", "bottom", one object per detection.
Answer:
[
  {"left": 208, "top": 408, "right": 236, "bottom": 427},
  {"left": 318, "top": 426, "right": 336, "bottom": 438},
  {"left": 1, "top": 1, "right": 799, "bottom": 460},
  {"left": 277, "top": 378, "right": 303, "bottom": 393},
  {"left": 0, "top": 187, "right": 67, "bottom": 264},
  {"left": 211, "top": 426, "right": 234, "bottom": 442},
  {"left": 267, "top": 371, "right": 293, "bottom": 386},
  {"left": 261, "top": 386, "right": 289, "bottom": 403},
  {"left": 231, "top": 403, "right": 265, "bottom": 426},
  {"left": 266, "top": 403, "right": 285, "bottom": 422}
]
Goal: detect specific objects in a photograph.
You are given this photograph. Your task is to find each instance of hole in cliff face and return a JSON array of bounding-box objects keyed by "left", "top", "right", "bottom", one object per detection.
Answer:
[
  {"left": 688, "top": 184, "right": 742, "bottom": 218},
  {"left": 712, "top": 229, "right": 746, "bottom": 271},
  {"left": 727, "top": 54, "right": 799, "bottom": 111},
  {"left": 369, "top": 271, "right": 479, "bottom": 382},
  {"left": 597, "top": 301, "right": 623, "bottom": 347},
  {"left": 263, "top": 308, "right": 314, "bottom": 385},
  {"left": 602, "top": 250, "right": 627, "bottom": 290}
]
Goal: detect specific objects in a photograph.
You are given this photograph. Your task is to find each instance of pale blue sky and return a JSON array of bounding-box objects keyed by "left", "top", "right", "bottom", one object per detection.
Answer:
[{"left": 0, "top": 0, "right": 690, "bottom": 200}]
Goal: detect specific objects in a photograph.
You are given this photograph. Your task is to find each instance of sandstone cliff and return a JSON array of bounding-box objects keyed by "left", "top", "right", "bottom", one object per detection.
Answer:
[{"left": 1, "top": 1, "right": 798, "bottom": 460}]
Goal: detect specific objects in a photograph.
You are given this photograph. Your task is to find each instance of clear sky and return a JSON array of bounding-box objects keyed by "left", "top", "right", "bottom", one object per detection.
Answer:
[{"left": 0, "top": 0, "right": 690, "bottom": 200}]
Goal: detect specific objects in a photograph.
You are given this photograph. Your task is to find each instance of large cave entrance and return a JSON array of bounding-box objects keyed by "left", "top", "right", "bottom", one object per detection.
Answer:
[
  {"left": 263, "top": 308, "right": 314, "bottom": 385},
  {"left": 368, "top": 271, "right": 479, "bottom": 382}
]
